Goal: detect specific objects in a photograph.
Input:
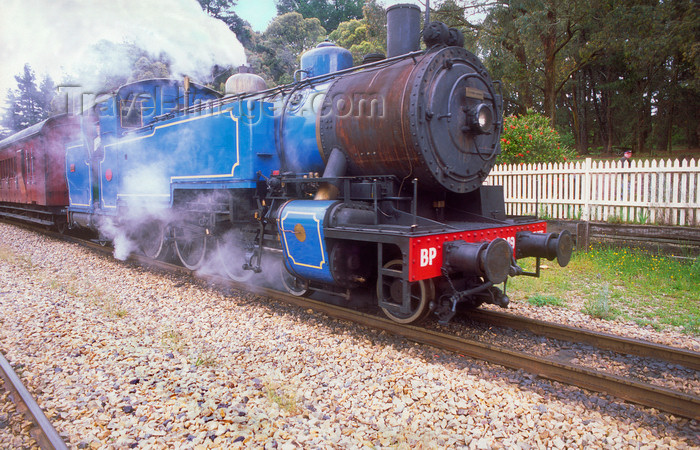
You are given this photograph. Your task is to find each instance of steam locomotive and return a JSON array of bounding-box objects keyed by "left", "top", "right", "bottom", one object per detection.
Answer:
[{"left": 0, "top": 4, "right": 572, "bottom": 324}]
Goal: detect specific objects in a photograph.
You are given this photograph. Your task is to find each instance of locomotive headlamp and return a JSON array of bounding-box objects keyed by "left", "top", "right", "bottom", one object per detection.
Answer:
[{"left": 465, "top": 103, "right": 494, "bottom": 135}]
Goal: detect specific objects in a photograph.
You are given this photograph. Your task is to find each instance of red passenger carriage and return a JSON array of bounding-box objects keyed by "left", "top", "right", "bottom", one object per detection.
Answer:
[{"left": 0, "top": 114, "right": 80, "bottom": 228}]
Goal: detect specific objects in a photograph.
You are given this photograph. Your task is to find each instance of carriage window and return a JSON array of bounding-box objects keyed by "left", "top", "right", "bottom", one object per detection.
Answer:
[
  {"left": 0, "top": 157, "right": 16, "bottom": 180},
  {"left": 120, "top": 99, "right": 144, "bottom": 129}
]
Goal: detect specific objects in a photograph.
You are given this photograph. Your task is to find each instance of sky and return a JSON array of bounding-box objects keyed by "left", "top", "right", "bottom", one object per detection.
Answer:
[
  {"left": 0, "top": 0, "right": 423, "bottom": 116},
  {"left": 234, "top": 0, "right": 424, "bottom": 32}
]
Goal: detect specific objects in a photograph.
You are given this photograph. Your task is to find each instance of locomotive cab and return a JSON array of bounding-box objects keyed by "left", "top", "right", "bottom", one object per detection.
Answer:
[{"left": 66, "top": 79, "right": 221, "bottom": 229}]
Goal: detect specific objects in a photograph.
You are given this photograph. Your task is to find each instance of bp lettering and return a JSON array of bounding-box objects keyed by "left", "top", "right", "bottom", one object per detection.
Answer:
[{"left": 420, "top": 247, "right": 437, "bottom": 267}]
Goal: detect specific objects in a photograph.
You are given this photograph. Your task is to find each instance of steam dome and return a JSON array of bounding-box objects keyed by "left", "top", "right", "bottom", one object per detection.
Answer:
[
  {"left": 300, "top": 42, "right": 353, "bottom": 79},
  {"left": 225, "top": 72, "right": 267, "bottom": 95}
]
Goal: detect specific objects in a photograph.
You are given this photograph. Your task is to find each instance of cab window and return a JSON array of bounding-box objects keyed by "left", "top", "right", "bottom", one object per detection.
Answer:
[{"left": 120, "top": 98, "right": 143, "bottom": 129}]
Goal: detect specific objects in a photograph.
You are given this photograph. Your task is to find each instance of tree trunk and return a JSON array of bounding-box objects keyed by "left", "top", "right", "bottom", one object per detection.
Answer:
[
  {"left": 634, "top": 78, "right": 651, "bottom": 154},
  {"left": 542, "top": 12, "right": 557, "bottom": 124},
  {"left": 515, "top": 45, "right": 533, "bottom": 112}
]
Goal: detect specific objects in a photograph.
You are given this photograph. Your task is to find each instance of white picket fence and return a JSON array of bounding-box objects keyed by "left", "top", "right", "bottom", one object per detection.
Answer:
[{"left": 484, "top": 158, "right": 700, "bottom": 226}]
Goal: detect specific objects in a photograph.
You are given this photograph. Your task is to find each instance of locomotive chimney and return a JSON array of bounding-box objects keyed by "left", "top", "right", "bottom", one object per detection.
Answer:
[{"left": 386, "top": 3, "right": 421, "bottom": 58}]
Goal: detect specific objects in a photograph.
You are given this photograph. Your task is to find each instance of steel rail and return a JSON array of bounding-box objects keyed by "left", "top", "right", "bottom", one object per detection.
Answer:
[
  {"left": 76, "top": 239, "right": 700, "bottom": 420},
  {"left": 10, "top": 221, "right": 700, "bottom": 420},
  {"left": 246, "top": 290, "right": 700, "bottom": 420},
  {"left": 467, "top": 309, "right": 700, "bottom": 371},
  {"left": 0, "top": 352, "right": 68, "bottom": 450}
]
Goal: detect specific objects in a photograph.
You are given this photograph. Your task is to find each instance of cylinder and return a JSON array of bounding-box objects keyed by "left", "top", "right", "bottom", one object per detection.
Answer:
[{"left": 386, "top": 3, "right": 421, "bottom": 58}]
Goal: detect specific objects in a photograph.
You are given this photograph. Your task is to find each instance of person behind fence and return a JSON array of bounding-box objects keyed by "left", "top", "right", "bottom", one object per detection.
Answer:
[
  {"left": 619, "top": 149, "right": 633, "bottom": 200},
  {"left": 619, "top": 149, "right": 632, "bottom": 166}
]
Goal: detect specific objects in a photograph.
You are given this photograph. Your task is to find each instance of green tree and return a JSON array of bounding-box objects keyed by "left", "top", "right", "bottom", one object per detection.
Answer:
[
  {"left": 559, "top": 0, "right": 699, "bottom": 154},
  {"left": 132, "top": 57, "right": 170, "bottom": 81},
  {"left": 78, "top": 41, "right": 172, "bottom": 92},
  {"left": 197, "top": 0, "right": 254, "bottom": 48},
  {"left": 251, "top": 12, "right": 326, "bottom": 84},
  {"left": 327, "top": 0, "right": 385, "bottom": 64},
  {"left": 480, "top": 0, "right": 592, "bottom": 124},
  {"left": 276, "top": 0, "right": 364, "bottom": 32},
  {"left": 425, "top": 0, "right": 699, "bottom": 155},
  {"left": 1, "top": 64, "right": 55, "bottom": 134}
]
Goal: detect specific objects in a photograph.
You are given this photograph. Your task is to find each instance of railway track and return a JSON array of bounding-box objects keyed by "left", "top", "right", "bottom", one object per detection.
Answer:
[
  {"left": 115, "top": 244, "right": 700, "bottom": 421},
  {"left": 0, "top": 352, "right": 68, "bottom": 449},
  {"left": 5, "top": 220, "right": 700, "bottom": 424},
  {"left": 465, "top": 309, "right": 700, "bottom": 371},
  {"left": 241, "top": 290, "right": 700, "bottom": 421}
]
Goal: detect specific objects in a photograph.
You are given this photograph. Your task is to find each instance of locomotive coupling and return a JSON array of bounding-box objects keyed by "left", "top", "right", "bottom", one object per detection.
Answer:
[
  {"left": 515, "top": 230, "right": 574, "bottom": 267},
  {"left": 442, "top": 238, "right": 513, "bottom": 284}
]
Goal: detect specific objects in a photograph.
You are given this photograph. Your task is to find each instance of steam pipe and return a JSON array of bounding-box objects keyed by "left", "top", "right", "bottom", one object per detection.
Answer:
[
  {"left": 184, "top": 76, "right": 190, "bottom": 109},
  {"left": 314, "top": 147, "right": 347, "bottom": 200}
]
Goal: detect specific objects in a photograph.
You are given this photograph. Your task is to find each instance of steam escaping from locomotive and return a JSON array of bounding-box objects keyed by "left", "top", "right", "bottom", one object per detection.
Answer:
[
  {"left": 0, "top": 0, "right": 246, "bottom": 112},
  {"left": 0, "top": 3, "right": 572, "bottom": 326}
]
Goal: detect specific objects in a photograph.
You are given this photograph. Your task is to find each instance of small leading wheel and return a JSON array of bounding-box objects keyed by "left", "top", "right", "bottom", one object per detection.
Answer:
[
  {"left": 280, "top": 262, "right": 312, "bottom": 297},
  {"left": 173, "top": 226, "right": 209, "bottom": 270},
  {"left": 140, "top": 222, "right": 170, "bottom": 260},
  {"left": 377, "top": 259, "right": 435, "bottom": 324},
  {"left": 217, "top": 238, "right": 254, "bottom": 282}
]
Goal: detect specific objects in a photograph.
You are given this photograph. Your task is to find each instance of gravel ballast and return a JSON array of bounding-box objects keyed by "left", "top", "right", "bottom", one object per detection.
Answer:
[{"left": 0, "top": 222, "right": 698, "bottom": 449}]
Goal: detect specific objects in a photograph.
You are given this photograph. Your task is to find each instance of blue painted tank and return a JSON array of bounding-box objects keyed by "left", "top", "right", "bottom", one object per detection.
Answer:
[
  {"left": 300, "top": 42, "right": 353, "bottom": 79},
  {"left": 278, "top": 200, "right": 338, "bottom": 284}
]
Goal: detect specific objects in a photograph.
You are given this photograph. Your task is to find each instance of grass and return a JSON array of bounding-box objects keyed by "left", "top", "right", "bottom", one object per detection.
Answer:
[
  {"left": 0, "top": 245, "right": 32, "bottom": 267},
  {"left": 2, "top": 245, "right": 128, "bottom": 318},
  {"left": 193, "top": 352, "right": 217, "bottom": 367},
  {"left": 527, "top": 294, "right": 566, "bottom": 307},
  {"left": 161, "top": 327, "right": 186, "bottom": 352},
  {"left": 263, "top": 381, "right": 300, "bottom": 414},
  {"left": 509, "top": 247, "right": 700, "bottom": 335}
]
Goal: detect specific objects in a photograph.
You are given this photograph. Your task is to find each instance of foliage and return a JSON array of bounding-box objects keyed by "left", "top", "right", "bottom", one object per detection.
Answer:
[
  {"left": 276, "top": 0, "right": 363, "bottom": 33},
  {"left": 1, "top": 64, "right": 56, "bottom": 136},
  {"left": 478, "top": 0, "right": 589, "bottom": 122},
  {"left": 509, "top": 248, "right": 700, "bottom": 335},
  {"left": 264, "top": 12, "right": 326, "bottom": 58},
  {"left": 527, "top": 294, "right": 566, "bottom": 307},
  {"left": 246, "top": 12, "right": 326, "bottom": 85},
  {"left": 197, "top": 0, "right": 254, "bottom": 47},
  {"left": 582, "top": 284, "right": 619, "bottom": 320},
  {"left": 431, "top": 0, "right": 699, "bottom": 155},
  {"left": 497, "top": 111, "right": 575, "bottom": 164},
  {"left": 328, "top": 1, "right": 386, "bottom": 65},
  {"left": 75, "top": 40, "right": 172, "bottom": 93}
]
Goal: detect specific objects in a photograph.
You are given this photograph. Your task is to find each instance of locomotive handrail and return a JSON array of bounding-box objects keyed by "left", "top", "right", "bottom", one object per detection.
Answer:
[{"left": 146, "top": 49, "right": 428, "bottom": 127}]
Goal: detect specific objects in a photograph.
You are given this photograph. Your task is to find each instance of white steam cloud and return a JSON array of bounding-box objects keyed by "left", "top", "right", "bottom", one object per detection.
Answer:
[{"left": 0, "top": 0, "right": 246, "bottom": 110}]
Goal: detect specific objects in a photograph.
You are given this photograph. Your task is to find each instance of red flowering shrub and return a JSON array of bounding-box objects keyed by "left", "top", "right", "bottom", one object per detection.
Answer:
[{"left": 497, "top": 111, "right": 575, "bottom": 164}]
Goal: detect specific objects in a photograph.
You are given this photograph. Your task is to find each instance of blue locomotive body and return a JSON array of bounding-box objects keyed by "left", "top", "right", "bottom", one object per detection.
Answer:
[{"left": 59, "top": 7, "right": 572, "bottom": 324}]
